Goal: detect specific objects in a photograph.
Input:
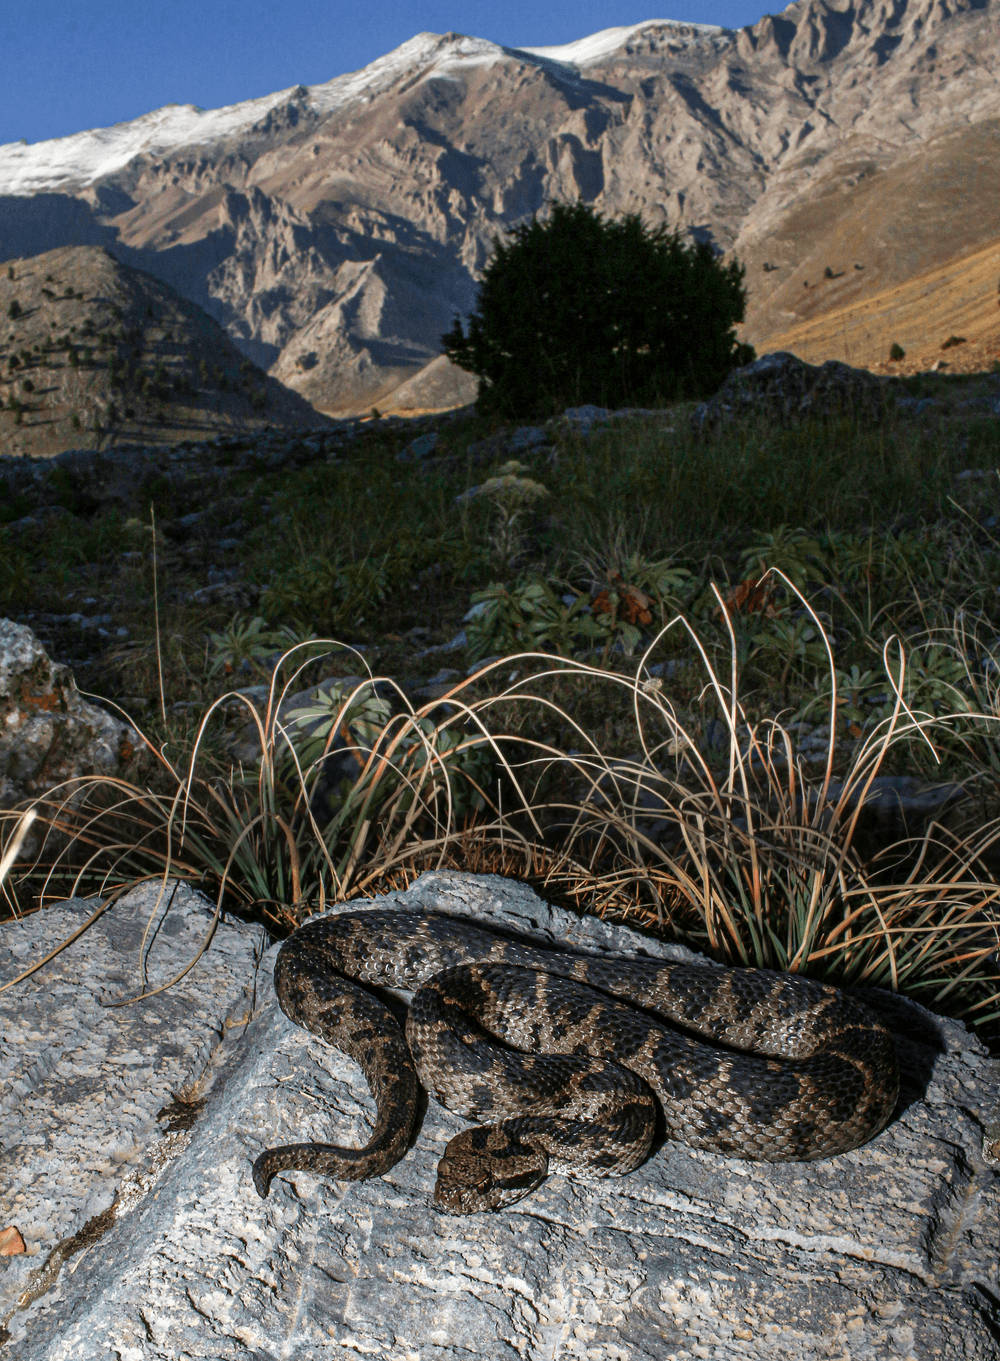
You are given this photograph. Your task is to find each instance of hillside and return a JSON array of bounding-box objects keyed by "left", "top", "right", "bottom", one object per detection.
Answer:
[
  {"left": 0, "top": 246, "right": 328, "bottom": 456},
  {"left": 758, "top": 234, "right": 1000, "bottom": 375},
  {"left": 739, "top": 117, "right": 1000, "bottom": 351},
  {"left": 1, "top": 0, "right": 998, "bottom": 411}
]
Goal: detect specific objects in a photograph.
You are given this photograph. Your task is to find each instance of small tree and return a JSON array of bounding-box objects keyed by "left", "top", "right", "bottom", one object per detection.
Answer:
[
  {"left": 7, "top": 299, "right": 21, "bottom": 320},
  {"left": 442, "top": 201, "right": 752, "bottom": 417}
]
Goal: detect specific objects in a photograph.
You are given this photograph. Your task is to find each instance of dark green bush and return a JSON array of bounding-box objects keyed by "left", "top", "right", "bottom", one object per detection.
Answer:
[{"left": 442, "top": 201, "right": 752, "bottom": 417}]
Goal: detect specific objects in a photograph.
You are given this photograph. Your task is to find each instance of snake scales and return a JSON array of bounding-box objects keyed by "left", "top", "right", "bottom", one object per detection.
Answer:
[{"left": 252, "top": 909, "right": 899, "bottom": 1212}]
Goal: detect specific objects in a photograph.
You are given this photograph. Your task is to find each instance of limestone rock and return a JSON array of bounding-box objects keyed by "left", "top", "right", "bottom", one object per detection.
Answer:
[
  {"left": 693, "top": 351, "right": 898, "bottom": 428},
  {"left": 1, "top": 870, "right": 997, "bottom": 1359},
  {"left": 0, "top": 618, "right": 138, "bottom": 806}
]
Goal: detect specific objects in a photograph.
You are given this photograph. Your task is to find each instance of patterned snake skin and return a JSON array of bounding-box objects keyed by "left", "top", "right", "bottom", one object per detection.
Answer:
[{"left": 252, "top": 909, "right": 899, "bottom": 1212}]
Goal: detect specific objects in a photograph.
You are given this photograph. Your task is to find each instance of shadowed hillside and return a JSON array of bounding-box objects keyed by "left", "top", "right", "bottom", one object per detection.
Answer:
[{"left": 0, "top": 245, "right": 329, "bottom": 456}]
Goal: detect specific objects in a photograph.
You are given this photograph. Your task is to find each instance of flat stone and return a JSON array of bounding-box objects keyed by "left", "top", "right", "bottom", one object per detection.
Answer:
[
  {"left": 0, "top": 881, "right": 264, "bottom": 1348},
  {"left": 1, "top": 871, "right": 997, "bottom": 1359}
]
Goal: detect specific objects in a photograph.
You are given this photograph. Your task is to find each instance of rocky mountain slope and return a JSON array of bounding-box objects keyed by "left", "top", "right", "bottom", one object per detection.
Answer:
[
  {"left": 0, "top": 246, "right": 328, "bottom": 456},
  {"left": 0, "top": 0, "right": 997, "bottom": 415}
]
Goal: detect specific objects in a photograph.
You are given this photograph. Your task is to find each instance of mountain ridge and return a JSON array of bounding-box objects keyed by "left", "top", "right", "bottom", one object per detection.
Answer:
[
  {"left": 1, "top": 0, "right": 997, "bottom": 417},
  {"left": 0, "top": 22, "right": 725, "bottom": 197}
]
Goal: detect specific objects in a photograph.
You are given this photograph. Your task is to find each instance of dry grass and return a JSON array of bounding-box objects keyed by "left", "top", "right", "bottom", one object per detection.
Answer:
[
  {"left": 3, "top": 577, "right": 997, "bottom": 1028},
  {"left": 760, "top": 236, "right": 1000, "bottom": 376}
]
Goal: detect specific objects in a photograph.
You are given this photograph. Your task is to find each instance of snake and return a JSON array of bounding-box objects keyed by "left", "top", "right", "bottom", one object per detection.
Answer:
[{"left": 251, "top": 908, "right": 899, "bottom": 1212}]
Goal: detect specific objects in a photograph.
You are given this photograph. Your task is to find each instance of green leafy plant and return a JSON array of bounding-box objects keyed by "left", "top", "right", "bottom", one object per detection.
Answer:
[
  {"left": 796, "top": 662, "right": 891, "bottom": 730},
  {"left": 742, "top": 613, "right": 831, "bottom": 703},
  {"left": 261, "top": 552, "right": 395, "bottom": 635},
  {"left": 739, "top": 526, "right": 829, "bottom": 589},
  {"left": 206, "top": 615, "right": 303, "bottom": 680},
  {"left": 465, "top": 578, "right": 604, "bottom": 660},
  {"left": 281, "top": 678, "right": 495, "bottom": 823}
]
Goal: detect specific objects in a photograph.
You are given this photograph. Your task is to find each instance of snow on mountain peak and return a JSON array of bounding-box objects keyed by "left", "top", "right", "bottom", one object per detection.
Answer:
[
  {"left": 517, "top": 18, "right": 724, "bottom": 66},
  {"left": 0, "top": 19, "right": 714, "bottom": 197}
]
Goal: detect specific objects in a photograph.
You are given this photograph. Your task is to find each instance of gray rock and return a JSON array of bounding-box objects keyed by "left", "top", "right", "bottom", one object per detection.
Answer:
[
  {"left": 396, "top": 430, "right": 439, "bottom": 462},
  {"left": 558, "top": 406, "right": 674, "bottom": 438},
  {"left": 0, "top": 618, "right": 138, "bottom": 807},
  {"left": 1, "top": 870, "right": 998, "bottom": 1359},
  {"left": 506, "top": 425, "right": 549, "bottom": 452},
  {"left": 693, "top": 351, "right": 902, "bottom": 429},
  {"left": 412, "top": 667, "right": 464, "bottom": 699},
  {"left": 896, "top": 395, "right": 940, "bottom": 417},
  {"left": 560, "top": 404, "right": 614, "bottom": 436},
  {"left": 0, "top": 881, "right": 264, "bottom": 1345}
]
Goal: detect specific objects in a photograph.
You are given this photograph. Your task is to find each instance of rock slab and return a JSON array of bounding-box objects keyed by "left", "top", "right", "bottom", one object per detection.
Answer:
[{"left": 1, "top": 871, "right": 998, "bottom": 1360}]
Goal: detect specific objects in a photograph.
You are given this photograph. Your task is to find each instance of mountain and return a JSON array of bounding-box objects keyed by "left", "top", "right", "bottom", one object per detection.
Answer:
[
  {"left": 1, "top": 0, "right": 997, "bottom": 415},
  {"left": 0, "top": 245, "right": 328, "bottom": 457}
]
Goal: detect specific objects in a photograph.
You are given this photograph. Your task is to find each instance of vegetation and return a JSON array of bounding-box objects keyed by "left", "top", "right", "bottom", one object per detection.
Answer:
[
  {"left": 1, "top": 368, "right": 999, "bottom": 1039},
  {"left": 443, "top": 202, "right": 753, "bottom": 417}
]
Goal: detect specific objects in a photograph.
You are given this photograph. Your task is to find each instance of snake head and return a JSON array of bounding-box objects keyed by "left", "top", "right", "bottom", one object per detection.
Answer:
[{"left": 433, "top": 1125, "right": 548, "bottom": 1213}]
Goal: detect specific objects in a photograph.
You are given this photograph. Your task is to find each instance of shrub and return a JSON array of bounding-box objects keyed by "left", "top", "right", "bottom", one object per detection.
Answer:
[
  {"left": 442, "top": 201, "right": 752, "bottom": 417},
  {"left": 889, "top": 342, "right": 906, "bottom": 362},
  {"left": 7, "top": 299, "right": 21, "bottom": 320}
]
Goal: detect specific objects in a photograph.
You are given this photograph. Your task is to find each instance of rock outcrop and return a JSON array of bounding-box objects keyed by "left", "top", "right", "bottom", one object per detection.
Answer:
[
  {"left": 692, "top": 350, "right": 900, "bottom": 428},
  {"left": 0, "top": 618, "right": 137, "bottom": 807},
  {"left": 1, "top": 0, "right": 999, "bottom": 413},
  {"left": 2, "top": 871, "right": 997, "bottom": 1359}
]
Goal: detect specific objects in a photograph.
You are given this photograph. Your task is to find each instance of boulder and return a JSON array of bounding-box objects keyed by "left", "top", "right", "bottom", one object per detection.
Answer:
[
  {"left": 693, "top": 352, "right": 899, "bottom": 429},
  {"left": 1, "top": 871, "right": 998, "bottom": 1359},
  {"left": 0, "top": 618, "right": 138, "bottom": 807}
]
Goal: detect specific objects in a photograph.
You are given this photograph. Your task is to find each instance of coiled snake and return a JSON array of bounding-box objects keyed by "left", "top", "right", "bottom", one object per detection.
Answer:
[{"left": 252, "top": 909, "right": 899, "bottom": 1212}]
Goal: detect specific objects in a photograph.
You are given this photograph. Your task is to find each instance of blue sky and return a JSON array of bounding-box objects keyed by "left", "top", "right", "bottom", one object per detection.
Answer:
[{"left": 1, "top": 1, "right": 773, "bottom": 147}]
